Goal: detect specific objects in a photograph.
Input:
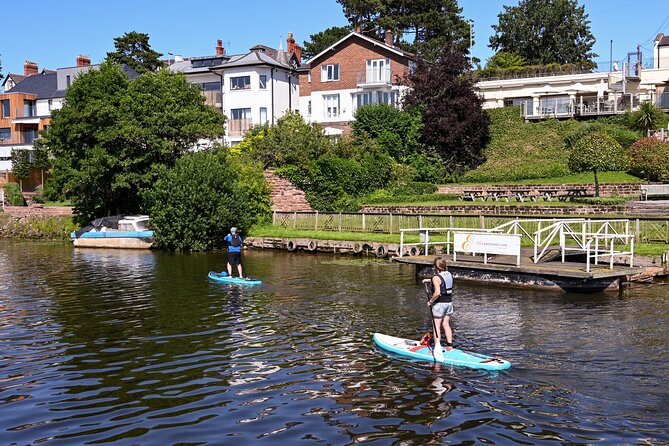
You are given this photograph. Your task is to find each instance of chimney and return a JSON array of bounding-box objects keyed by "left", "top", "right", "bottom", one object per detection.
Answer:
[
  {"left": 286, "top": 32, "right": 302, "bottom": 61},
  {"left": 385, "top": 29, "right": 393, "bottom": 46},
  {"left": 355, "top": 26, "right": 361, "bottom": 33},
  {"left": 76, "top": 55, "right": 91, "bottom": 67},
  {"left": 216, "top": 39, "right": 225, "bottom": 56},
  {"left": 24, "top": 61, "right": 39, "bottom": 77}
]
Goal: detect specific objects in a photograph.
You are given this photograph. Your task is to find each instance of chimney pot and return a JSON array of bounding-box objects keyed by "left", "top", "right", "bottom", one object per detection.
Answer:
[
  {"left": 216, "top": 39, "right": 225, "bottom": 56},
  {"left": 355, "top": 26, "right": 361, "bottom": 33},
  {"left": 385, "top": 29, "right": 393, "bottom": 46},
  {"left": 24, "top": 60, "right": 39, "bottom": 77},
  {"left": 76, "top": 55, "right": 91, "bottom": 67}
]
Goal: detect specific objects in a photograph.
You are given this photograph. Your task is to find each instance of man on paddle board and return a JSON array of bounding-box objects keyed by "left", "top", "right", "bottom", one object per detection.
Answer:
[
  {"left": 225, "top": 227, "right": 244, "bottom": 279},
  {"left": 422, "top": 257, "right": 454, "bottom": 351}
]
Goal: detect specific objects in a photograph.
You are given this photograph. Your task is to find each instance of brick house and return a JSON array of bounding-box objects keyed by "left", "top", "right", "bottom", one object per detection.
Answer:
[{"left": 298, "top": 31, "right": 415, "bottom": 135}]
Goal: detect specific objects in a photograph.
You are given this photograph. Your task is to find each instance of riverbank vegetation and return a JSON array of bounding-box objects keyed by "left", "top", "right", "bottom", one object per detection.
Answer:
[{"left": 0, "top": 214, "right": 75, "bottom": 240}]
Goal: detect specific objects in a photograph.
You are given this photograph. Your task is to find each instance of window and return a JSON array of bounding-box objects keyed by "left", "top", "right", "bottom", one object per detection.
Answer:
[
  {"left": 353, "top": 91, "right": 398, "bottom": 110},
  {"left": 231, "top": 108, "right": 252, "bottom": 120},
  {"left": 229, "top": 108, "right": 252, "bottom": 136},
  {"left": 307, "top": 100, "right": 312, "bottom": 117},
  {"left": 0, "top": 128, "right": 10, "bottom": 141},
  {"left": 48, "top": 99, "right": 53, "bottom": 111},
  {"left": 321, "top": 64, "right": 340, "bottom": 82},
  {"left": 24, "top": 100, "right": 36, "bottom": 117},
  {"left": 259, "top": 75, "right": 267, "bottom": 89},
  {"left": 200, "top": 81, "right": 221, "bottom": 91},
  {"left": 23, "top": 129, "right": 38, "bottom": 144},
  {"left": 1, "top": 100, "right": 9, "bottom": 118},
  {"left": 230, "top": 76, "right": 251, "bottom": 90},
  {"left": 66, "top": 75, "right": 71, "bottom": 87},
  {"left": 366, "top": 59, "right": 391, "bottom": 83},
  {"left": 323, "top": 94, "right": 340, "bottom": 118},
  {"left": 260, "top": 107, "right": 268, "bottom": 123}
]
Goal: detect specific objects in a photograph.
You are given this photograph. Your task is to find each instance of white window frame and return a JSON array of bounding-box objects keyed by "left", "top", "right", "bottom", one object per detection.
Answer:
[
  {"left": 323, "top": 94, "right": 340, "bottom": 118},
  {"left": 259, "top": 75, "right": 267, "bottom": 90},
  {"left": 230, "top": 76, "right": 251, "bottom": 91},
  {"left": 366, "top": 58, "right": 391, "bottom": 83},
  {"left": 321, "top": 64, "right": 340, "bottom": 82},
  {"left": 260, "top": 107, "right": 268, "bottom": 124}
]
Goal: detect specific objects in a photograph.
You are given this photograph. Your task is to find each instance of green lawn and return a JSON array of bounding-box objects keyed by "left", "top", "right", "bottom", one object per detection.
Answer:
[
  {"left": 453, "top": 171, "right": 643, "bottom": 186},
  {"left": 362, "top": 195, "right": 628, "bottom": 207},
  {"left": 44, "top": 201, "right": 73, "bottom": 207}
]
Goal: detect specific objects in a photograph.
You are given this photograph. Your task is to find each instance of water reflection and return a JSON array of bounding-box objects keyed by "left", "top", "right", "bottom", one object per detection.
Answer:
[{"left": 0, "top": 241, "right": 668, "bottom": 444}]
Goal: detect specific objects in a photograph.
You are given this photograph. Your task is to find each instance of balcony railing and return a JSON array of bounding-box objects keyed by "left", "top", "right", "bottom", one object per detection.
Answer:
[
  {"left": 228, "top": 118, "right": 252, "bottom": 137},
  {"left": 521, "top": 94, "right": 639, "bottom": 119},
  {"left": 202, "top": 90, "right": 222, "bottom": 108},
  {"left": 357, "top": 68, "right": 392, "bottom": 86}
]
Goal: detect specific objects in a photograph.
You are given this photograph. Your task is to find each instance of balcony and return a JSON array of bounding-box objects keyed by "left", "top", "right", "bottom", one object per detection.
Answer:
[
  {"left": 521, "top": 94, "right": 640, "bottom": 120},
  {"left": 357, "top": 67, "right": 392, "bottom": 87},
  {"left": 656, "top": 92, "right": 669, "bottom": 110},
  {"left": 202, "top": 90, "right": 222, "bottom": 109},
  {"left": 228, "top": 118, "right": 252, "bottom": 137}
]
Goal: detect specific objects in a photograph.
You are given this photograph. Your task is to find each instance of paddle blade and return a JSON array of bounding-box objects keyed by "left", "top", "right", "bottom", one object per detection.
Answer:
[{"left": 433, "top": 339, "right": 444, "bottom": 362}]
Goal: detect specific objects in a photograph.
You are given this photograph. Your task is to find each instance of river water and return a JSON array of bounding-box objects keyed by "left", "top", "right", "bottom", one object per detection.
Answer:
[{"left": 0, "top": 240, "right": 668, "bottom": 445}]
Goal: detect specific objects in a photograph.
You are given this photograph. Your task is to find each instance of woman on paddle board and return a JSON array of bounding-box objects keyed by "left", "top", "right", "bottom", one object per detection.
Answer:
[
  {"left": 225, "top": 227, "right": 244, "bottom": 279},
  {"left": 422, "top": 257, "right": 454, "bottom": 351}
]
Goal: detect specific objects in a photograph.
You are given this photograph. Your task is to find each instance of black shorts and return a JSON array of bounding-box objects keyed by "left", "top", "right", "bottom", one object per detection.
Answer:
[{"left": 227, "top": 251, "right": 241, "bottom": 265}]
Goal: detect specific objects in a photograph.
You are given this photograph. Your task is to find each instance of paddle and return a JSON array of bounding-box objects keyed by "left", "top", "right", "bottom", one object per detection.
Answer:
[{"left": 424, "top": 282, "right": 444, "bottom": 363}]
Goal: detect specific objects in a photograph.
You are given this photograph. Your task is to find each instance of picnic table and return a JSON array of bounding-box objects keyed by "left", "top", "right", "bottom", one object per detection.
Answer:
[
  {"left": 559, "top": 188, "right": 592, "bottom": 201},
  {"left": 460, "top": 190, "right": 486, "bottom": 201},
  {"left": 513, "top": 189, "right": 538, "bottom": 202},
  {"left": 539, "top": 188, "right": 561, "bottom": 201},
  {"left": 485, "top": 189, "right": 511, "bottom": 202}
]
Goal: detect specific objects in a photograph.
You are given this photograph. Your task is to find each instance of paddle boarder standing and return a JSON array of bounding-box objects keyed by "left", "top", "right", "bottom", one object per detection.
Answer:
[
  {"left": 225, "top": 227, "right": 244, "bottom": 279},
  {"left": 422, "top": 257, "right": 454, "bottom": 351}
]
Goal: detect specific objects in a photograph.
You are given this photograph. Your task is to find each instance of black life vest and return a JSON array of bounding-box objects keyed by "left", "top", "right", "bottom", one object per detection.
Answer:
[
  {"left": 432, "top": 272, "right": 453, "bottom": 303},
  {"left": 230, "top": 234, "right": 241, "bottom": 247}
]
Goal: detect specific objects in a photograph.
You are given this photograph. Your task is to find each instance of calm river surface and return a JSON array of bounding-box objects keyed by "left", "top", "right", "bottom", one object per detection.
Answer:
[{"left": 1, "top": 240, "right": 668, "bottom": 445}]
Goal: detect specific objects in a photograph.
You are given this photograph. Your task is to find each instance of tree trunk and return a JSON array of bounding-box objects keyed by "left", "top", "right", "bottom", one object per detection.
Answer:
[{"left": 594, "top": 170, "right": 600, "bottom": 197}]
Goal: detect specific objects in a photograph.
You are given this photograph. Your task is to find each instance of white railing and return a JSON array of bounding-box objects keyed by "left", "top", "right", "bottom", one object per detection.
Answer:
[{"left": 399, "top": 218, "right": 635, "bottom": 272}]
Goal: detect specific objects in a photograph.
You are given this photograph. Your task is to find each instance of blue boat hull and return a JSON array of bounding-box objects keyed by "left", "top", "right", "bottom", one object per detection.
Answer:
[{"left": 373, "top": 333, "right": 511, "bottom": 370}]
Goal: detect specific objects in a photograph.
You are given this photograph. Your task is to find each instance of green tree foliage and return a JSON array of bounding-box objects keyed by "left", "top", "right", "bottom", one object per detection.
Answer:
[
  {"left": 568, "top": 132, "right": 628, "bottom": 196},
  {"left": 630, "top": 101, "right": 666, "bottom": 134},
  {"left": 627, "top": 137, "right": 669, "bottom": 182},
  {"left": 403, "top": 48, "right": 490, "bottom": 171},
  {"left": 489, "top": 0, "right": 597, "bottom": 67},
  {"left": 106, "top": 31, "right": 163, "bottom": 73},
  {"left": 302, "top": 26, "right": 350, "bottom": 60},
  {"left": 3, "top": 182, "right": 25, "bottom": 206},
  {"left": 144, "top": 148, "right": 270, "bottom": 251},
  {"left": 352, "top": 104, "right": 422, "bottom": 161},
  {"left": 40, "top": 62, "right": 226, "bottom": 224},
  {"left": 243, "top": 112, "right": 330, "bottom": 168},
  {"left": 486, "top": 51, "right": 526, "bottom": 69},
  {"left": 10, "top": 149, "right": 31, "bottom": 188},
  {"left": 337, "top": 0, "right": 471, "bottom": 59}
]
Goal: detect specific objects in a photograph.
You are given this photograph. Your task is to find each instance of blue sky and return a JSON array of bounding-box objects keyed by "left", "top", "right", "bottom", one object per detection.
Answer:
[{"left": 1, "top": 0, "right": 668, "bottom": 75}]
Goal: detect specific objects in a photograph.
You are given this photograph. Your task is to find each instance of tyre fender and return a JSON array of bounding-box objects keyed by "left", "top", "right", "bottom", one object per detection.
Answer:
[
  {"left": 286, "top": 240, "right": 298, "bottom": 252},
  {"left": 375, "top": 244, "right": 387, "bottom": 258},
  {"left": 306, "top": 240, "right": 317, "bottom": 252}
]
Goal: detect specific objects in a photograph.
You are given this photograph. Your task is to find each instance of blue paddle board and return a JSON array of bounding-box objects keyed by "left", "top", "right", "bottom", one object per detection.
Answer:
[
  {"left": 208, "top": 271, "right": 262, "bottom": 286},
  {"left": 373, "top": 333, "right": 511, "bottom": 370}
]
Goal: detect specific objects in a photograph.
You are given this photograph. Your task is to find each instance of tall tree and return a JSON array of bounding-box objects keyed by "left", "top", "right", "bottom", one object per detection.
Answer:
[
  {"left": 337, "top": 0, "right": 471, "bottom": 59},
  {"left": 38, "top": 62, "right": 226, "bottom": 224},
  {"left": 302, "top": 26, "right": 351, "bottom": 60},
  {"left": 489, "top": 0, "right": 597, "bottom": 66},
  {"left": 106, "top": 31, "right": 163, "bottom": 73},
  {"left": 403, "top": 49, "right": 490, "bottom": 170}
]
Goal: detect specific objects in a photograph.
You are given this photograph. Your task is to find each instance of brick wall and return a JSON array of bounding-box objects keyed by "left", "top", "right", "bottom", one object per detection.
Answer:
[
  {"left": 437, "top": 183, "right": 644, "bottom": 198},
  {"left": 264, "top": 170, "right": 313, "bottom": 212},
  {"left": 360, "top": 204, "right": 627, "bottom": 216}
]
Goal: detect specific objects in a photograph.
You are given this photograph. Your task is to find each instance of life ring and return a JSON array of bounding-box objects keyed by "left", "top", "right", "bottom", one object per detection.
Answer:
[
  {"left": 352, "top": 242, "right": 363, "bottom": 254},
  {"left": 286, "top": 240, "right": 297, "bottom": 251},
  {"left": 375, "top": 244, "right": 387, "bottom": 258},
  {"left": 306, "top": 240, "right": 317, "bottom": 252},
  {"left": 409, "top": 246, "right": 420, "bottom": 257}
]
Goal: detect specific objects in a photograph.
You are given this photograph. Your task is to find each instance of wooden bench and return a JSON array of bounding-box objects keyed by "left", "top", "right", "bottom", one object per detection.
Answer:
[{"left": 640, "top": 184, "right": 669, "bottom": 200}]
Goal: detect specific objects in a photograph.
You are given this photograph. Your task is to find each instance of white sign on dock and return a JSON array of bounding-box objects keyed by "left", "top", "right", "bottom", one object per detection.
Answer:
[{"left": 453, "top": 232, "right": 522, "bottom": 266}]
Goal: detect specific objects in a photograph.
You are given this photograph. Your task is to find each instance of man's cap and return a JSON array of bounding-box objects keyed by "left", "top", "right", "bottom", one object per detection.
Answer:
[{"left": 231, "top": 227, "right": 238, "bottom": 232}]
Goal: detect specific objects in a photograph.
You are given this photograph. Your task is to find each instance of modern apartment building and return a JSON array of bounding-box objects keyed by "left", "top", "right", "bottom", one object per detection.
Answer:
[
  {"left": 170, "top": 35, "right": 301, "bottom": 146},
  {"left": 298, "top": 30, "right": 414, "bottom": 135}
]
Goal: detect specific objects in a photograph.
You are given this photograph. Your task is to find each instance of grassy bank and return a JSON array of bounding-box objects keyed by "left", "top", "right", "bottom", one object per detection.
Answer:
[
  {"left": 0, "top": 213, "right": 76, "bottom": 240},
  {"left": 454, "top": 171, "right": 642, "bottom": 185}
]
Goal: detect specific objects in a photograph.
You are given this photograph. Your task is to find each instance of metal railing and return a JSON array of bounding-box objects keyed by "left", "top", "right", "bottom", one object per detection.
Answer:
[
  {"left": 521, "top": 94, "right": 639, "bottom": 119},
  {"left": 357, "top": 68, "right": 392, "bottom": 85},
  {"left": 228, "top": 118, "right": 252, "bottom": 137},
  {"left": 398, "top": 227, "right": 499, "bottom": 257}
]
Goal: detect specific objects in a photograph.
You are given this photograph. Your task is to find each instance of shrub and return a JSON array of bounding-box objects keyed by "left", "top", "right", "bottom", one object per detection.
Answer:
[
  {"left": 568, "top": 132, "right": 629, "bottom": 196},
  {"left": 143, "top": 148, "right": 270, "bottom": 251},
  {"left": 572, "top": 197, "right": 627, "bottom": 205},
  {"left": 388, "top": 181, "right": 437, "bottom": 196},
  {"left": 3, "top": 182, "right": 26, "bottom": 206},
  {"left": 31, "top": 186, "right": 46, "bottom": 204},
  {"left": 627, "top": 137, "right": 669, "bottom": 182}
]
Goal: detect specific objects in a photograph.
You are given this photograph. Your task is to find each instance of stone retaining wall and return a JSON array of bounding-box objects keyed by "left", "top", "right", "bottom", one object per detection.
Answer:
[
  {"left": 264, "top": 170, "right": 313, "bottom": 212},
  {"left": 437, "top": 183, "right": 644, "bottom": 197},
  {"left": 360, "top": 204, "right": 626, "bottom": 216},
  {"left": 3, "top": 205, "right": 74, "bottom": 217}
]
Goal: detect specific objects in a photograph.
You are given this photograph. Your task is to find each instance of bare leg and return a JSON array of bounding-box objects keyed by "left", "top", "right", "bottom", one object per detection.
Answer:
[
  {"left": 442, "top": 316, "right": 453, "bottom": 350},
  {"left": 433, "top": 316, "right": 443, "bottom": 344},
  {"left": 237, "top": 263, "right": 244, "bottom": 278},
  {"left": 227, "top": 262, "right": 232, "bottom": 277}
]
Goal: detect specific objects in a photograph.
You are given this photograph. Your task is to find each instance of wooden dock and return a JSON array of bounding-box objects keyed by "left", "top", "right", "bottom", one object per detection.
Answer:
[{"left": 394, "top": 252, "right": 647, "bottom": 293}]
